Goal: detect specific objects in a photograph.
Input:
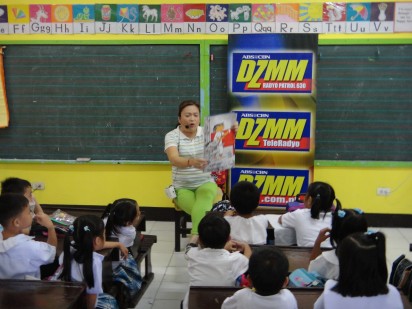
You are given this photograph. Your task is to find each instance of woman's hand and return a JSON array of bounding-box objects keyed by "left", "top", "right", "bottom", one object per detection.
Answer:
[
  {"left": 231, "top": 121, "right": 238, "bottom": 133},
  {"left": 190, "top": 158, "right": 208, "bottom": 169}
]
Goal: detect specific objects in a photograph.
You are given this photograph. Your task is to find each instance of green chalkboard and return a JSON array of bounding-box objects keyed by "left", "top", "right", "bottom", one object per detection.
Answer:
[
  {"left": 316, "top": 45, "right": 412, "bottom": 161},
  {"left": 0, "top": 45, "right": 200, "bottom": 161},
  {"left": 1, "top": 44, "right": 411, "bottom": 162}
]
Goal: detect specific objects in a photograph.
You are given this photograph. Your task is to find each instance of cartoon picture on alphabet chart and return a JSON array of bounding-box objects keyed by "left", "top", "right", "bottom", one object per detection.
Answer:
[
  {"left": 276, "top": 3, "right": 299, "bottom": 22},
  {"left": 206, "top": 4, "right": 228, "bottom": 22},
  {"left": 299, "top": 3, "right": 323, "bottom": 22},
  {"left": 323, "top": 3, "right": 346, "bottom": 22},
  {"left": 346, "top": 3, "right": 371, "bottom": 21},
  {"left": 204, "top": 113, "right": 237, "bottom": 172},
  {"left": 252, "top": 4, "right": 275, "bottom": 22},
  {"left": 73, "top": 5, "right": 95, "bottom": 22},
  {"left": 229, "top": 4, "right": 251, "bottom": 22},
  {"left": 29, "top": 5, "right": 51, "bottom": 23},
  {"left": 139, "top": 5, "right": 160, "bottom": 23}
]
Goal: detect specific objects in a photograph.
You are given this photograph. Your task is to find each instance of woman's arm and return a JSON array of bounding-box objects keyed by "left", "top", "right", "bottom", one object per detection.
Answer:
[{"left": 165, "top": 146, "right": 207, "bottom": 169}]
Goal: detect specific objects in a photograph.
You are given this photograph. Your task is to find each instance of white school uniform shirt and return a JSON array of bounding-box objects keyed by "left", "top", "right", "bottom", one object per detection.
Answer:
[
  {"left": 164, "top": 126, "right": 214, "bottom": 189},
  {"left": 314, "top": 279, "right": 403, "bottom": 309},
  {"left": 222, "top": 287, "right": 298, "bottom": 309},
  {"left": 103, "top": 217, "right": 136, "bottom": 247},
  {"left": 59, "top": 248, "right": 104, "bottom": 295},
  {"left": 308, "top": 249, "right": 339, "bottom": 280},
  {"left": 0, "top": 233, "right": 56, "bottom": 279},
  {"left": 182, "top": 247, "right": 249, "bottom": 309},
  {"left": 280, "top": 208, "right": 332, "bottom": 247},
  {"left": 224, "top": 215, "right": 269, "bottom": 245}
]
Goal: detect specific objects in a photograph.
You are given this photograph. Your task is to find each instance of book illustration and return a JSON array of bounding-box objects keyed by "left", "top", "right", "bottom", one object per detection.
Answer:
[{"left": 204, "top": 112, "right": 237, "bottom": 172}]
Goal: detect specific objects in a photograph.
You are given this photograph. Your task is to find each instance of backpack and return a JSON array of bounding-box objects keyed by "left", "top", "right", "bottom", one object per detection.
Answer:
[
  {"left": 389, "top": 254, "right": 412, "bottom": 302},
  {"left": 288, "top": 268, "right": 325, "bottom": 288}
]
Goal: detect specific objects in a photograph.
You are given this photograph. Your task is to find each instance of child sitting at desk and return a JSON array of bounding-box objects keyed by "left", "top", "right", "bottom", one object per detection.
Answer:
[
  {"left": 101, "top": 198, "right": 141, "bottom": 251},
  {"left": 222, "top": 246, "right": 298, "bottom": 309},
  {"left": 59, "top": 215, "right": 128, "bottom": 309},
  {"left": 1, "top": 177, "right": 44, "bottom": 215},
  {"left": 0, "top": 194, "right": 57, "bottom": 279},
  {"left": 224, "top": 181, "right": 270, "bottom": 245},
  {"left": 308, "top": 208, "right": 368, "bottom": 280},
  {"left": 183, "top": 212, "right": 252, "bottom": 309},
  {"left": 313, "top": 232, "right": 403, "bottom": 309},
  {"left": 278, "top": 181, "right": 341, "bottom": 247}
]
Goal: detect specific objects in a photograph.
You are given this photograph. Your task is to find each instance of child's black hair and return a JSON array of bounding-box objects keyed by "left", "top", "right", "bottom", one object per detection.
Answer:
[
  {"left": 330, "top": 208, "right": 368, "bottom": 248},
  {"left": 60, "top": 215, "right": 105, "bottom": 289},
  {"left": 0, "top": 194, "right": 29, "bottom": 226},
  {"left": 198, "top": 212, "right": 230, "bottom": 249},
  {"left": 229, "top": 181, "right": 260, "bottom": 215},
  {"left": 1, "top": 177, "right": 32, "bottom": 195},
  {"left": 248, "top": 246, "right": 289, "bottom": 296},
  {"left": 333, "top": 231, "right": 388, "bottom": 297},
  {"left": 306, "top": 181, "right": 341, "bottom": 219},
  {"left": 101, "top": 198, "right": 138, "bottom": 240}
]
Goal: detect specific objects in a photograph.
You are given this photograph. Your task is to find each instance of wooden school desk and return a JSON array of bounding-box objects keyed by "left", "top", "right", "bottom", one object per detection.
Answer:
[
  {"left": 188, "top": 286, "right": 323, "bottom": 309},
  {"left": 0, "top": 279, "right": 86, "bottom": 309},
  {"left": 188, "top": 286, "right": 412, "bottom": 309}
]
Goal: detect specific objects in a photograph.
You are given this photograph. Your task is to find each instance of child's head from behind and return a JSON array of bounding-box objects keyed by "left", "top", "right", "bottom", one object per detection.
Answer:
[
  {"left": 0, "top": 194, "right": 32, "bottom": 231},
  {"left": 103, "top": 198, "right": 139, "bottom": 239},
  {"left": 330, "top": 208, "right": 368, "bottom": 248},
  {"left": 249, "top": 247, "right": 289, "bottom": 296},
  {"left": 335, "top": 231, "right": 388, "bottom": 297},
  {"left": 306, "top": 181, "right": 340, "bottom": 219},
  {"left": 62, "top": 215, "right": 105, "bottom": 288},
  {"left": 230, "top": 181, "right": 260, "bottom": 215},
  {"left": 72, "top": 215, "right": 105, "bottom": 250},
  {"left": 198, "top": 212, "right": 230, "bottom": 249},
  {"left": 1, "top": 177, "right": 34, "bottom": 205}
]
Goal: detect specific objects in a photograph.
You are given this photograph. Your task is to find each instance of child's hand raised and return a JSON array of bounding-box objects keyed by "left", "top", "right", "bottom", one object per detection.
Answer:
[
  {"left": 315, "top": 227, "right": 331, "bottom": 245},
  {"left": 34, "top": 213, "right": 54, "bottom": 229}
]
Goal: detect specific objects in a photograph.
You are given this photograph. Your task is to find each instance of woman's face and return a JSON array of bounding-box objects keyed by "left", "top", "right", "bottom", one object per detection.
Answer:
[{"left": 179, "top": 104, "right": 200, "bottom": 131}]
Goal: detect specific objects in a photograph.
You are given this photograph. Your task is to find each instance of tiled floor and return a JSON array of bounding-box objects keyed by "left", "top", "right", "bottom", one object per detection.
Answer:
[{"left": 135, "top": 221, "right": 412, "bottom": 309}]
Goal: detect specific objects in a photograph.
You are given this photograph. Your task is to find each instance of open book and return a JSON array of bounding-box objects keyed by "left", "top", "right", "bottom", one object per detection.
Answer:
[{"left": 203, "top": 112, "right": 237, "bottom": 172}]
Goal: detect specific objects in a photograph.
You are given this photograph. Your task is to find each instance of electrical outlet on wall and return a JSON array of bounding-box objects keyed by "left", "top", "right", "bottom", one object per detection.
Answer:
[
  {"left": 32, "top": 182, "right": 45, "bottom": 190},
  {"left": 376, "top": 187, "right": 391, "bottom": 196}
]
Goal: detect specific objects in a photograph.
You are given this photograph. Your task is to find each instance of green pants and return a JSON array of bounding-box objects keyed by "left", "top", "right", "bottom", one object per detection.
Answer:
[{"left": 176, "top": 182, "right": 217, "bottom": 235}]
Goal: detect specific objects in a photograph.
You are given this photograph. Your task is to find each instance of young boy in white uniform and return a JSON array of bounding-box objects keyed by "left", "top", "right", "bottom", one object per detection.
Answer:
[
  {"left": 222, "top": 246, "right": 298, "bottom": 309},
  {"left": 224, "top": 181, "right": 270, "bottom": 245},
  {"left": 0, "top": 194, "right": 57, "bottom": 279},
  {"left": 183, "top": 212, "right": 252, "bottom": 309}
]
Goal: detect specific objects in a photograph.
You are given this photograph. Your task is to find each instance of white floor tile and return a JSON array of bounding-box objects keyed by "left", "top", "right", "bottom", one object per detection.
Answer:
[
  {"left": 152, "top": 230, "right": 175, "bottom": 242},
  {"left": 151, "top": 299, "right": 182, "bottom": 309},
  {"left": 155, "top": 281, "right": 189, "bottom": 300},
  {"left": 163, "top": 267, "right": 190, "bottom": 283},
  {"left": 151, "top": 252, "right": 172, "bottom": 267},
  {"left": 151, "top": 241, "right": 174, "bottom": 254},
  {"left": 169, "top": 252, "right": 188, "bottom": 267}
]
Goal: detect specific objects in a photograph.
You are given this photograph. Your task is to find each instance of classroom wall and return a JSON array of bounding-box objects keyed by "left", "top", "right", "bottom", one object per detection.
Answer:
[{"left": 1, "top": 0, "right": 411, "bottom": 216}]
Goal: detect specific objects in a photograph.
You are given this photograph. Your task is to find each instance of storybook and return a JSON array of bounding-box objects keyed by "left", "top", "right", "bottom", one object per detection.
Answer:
[{"left": 204, "top": 112, "right": 237, "bottom": 172}]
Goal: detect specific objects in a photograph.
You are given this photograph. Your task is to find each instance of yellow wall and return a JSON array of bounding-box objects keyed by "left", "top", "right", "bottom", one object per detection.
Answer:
[
  {"left": 1, "top": 163, "right": 411, "bottom": 214},
  {"left": 1, "top": 0, "right": 411, "bottom": 215}
]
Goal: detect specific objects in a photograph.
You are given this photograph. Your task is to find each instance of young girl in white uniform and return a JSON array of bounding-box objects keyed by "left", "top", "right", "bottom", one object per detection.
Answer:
[
  {"left": 278, "top": 181, "right": 340, "bottom": 247},
  {"left": 309, "top": 208, "right": 368, "bottom": 280},
  {"left": 59, "top": 215, "right": 128, "bottom": 309},
  {"left": 314, "top": 232, "right": 403, "bottom": 309},
  {"left": 101, "top": 198, "right": 140, "bottom": 250}
]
